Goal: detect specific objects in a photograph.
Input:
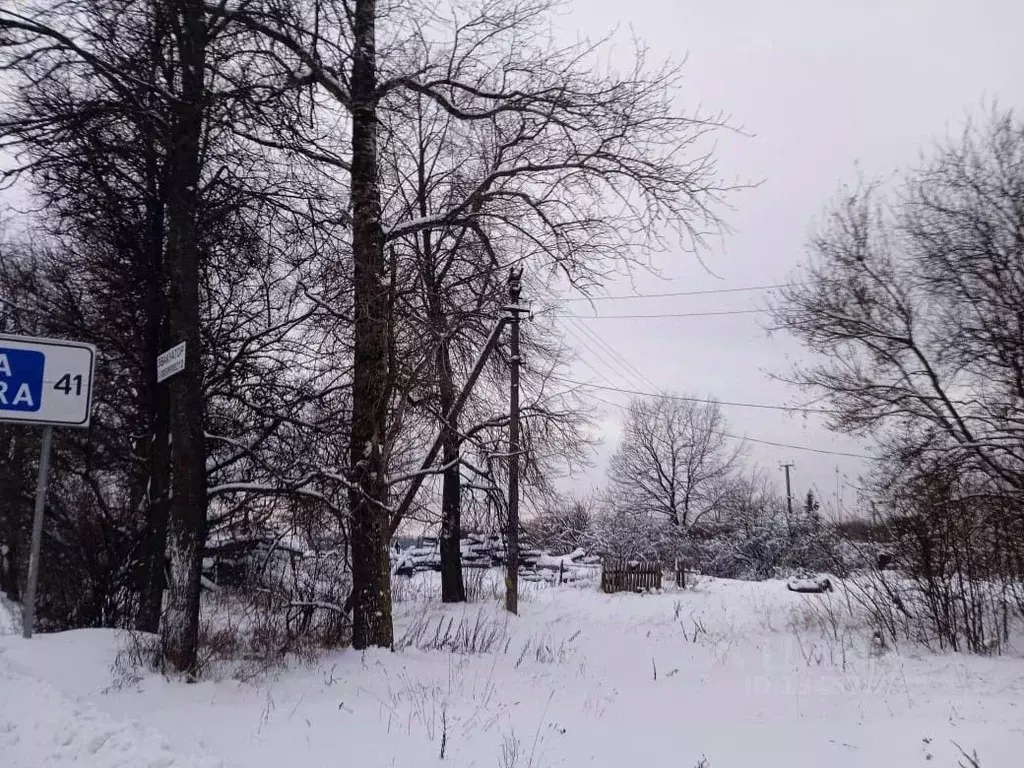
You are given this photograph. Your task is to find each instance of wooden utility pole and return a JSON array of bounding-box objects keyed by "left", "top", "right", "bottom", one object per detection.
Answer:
[
  {"left": 505, "top": 269, "right": 525, "bottom": 615},
  {"left": 780, "top": 462, "right": 794, "bottom": 538}
]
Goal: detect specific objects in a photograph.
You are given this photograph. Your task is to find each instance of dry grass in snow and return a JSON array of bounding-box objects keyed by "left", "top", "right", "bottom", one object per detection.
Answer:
[{"left": 2, "top": 571, "right": 1023, "bottom": 767}]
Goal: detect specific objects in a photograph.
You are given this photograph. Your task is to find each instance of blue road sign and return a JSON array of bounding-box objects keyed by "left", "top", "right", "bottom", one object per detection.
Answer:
[
  {"left": 0, "top": 347, "right": 45, "bottom": 413},
  {"left": 0, "top": 334, "right": 96, "bottom": 427},
  {"left": 2, "top": 334, "right": 97, "bottom": 643}
]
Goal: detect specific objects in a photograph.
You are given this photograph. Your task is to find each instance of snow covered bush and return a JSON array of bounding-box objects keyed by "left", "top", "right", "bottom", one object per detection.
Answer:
[
  {"left": 132, "top": 569, "right": 350, "bottom": 682},
  {"left": 585, "top": 508, "right": 665, "bottom": 562},
  {"left": 524, "top": 499, "right": 593, "bottom": 555},
  {"left": 845, "top": 502, "right": 1024, "bottom": 654},
  {"left": 585, "top": 498, "right": 843, "bottom": 582},
  {"left": 688, "top": 520, "right": 788, "bottom": 580},
  {"left": 584, "top": 462, "right": 844, "bottom": 582},
  {"left": 0, "top": 457, "right": 142, "bottom": 631}
]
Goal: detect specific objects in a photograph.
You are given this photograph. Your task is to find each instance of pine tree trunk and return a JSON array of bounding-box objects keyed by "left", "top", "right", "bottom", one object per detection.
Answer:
[
  {"left": 137, "top": 101, "right": 170, "bottom": 633},
  {"left": 349, "top": 0, "right": 394, "bottom": 650},
  {"left": 160, "top": 0, "right": 208, "bottom": 674},
  {"left": 138, "top": 332, "right": 171, "bottom": 633}
]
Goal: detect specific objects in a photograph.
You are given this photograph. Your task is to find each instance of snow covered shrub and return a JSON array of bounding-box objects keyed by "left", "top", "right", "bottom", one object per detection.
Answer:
[
  {"left": 169, "top": 581, "right": 349, "bottom": 680},
  {"left": 583, "top": 507, "right": 843, "bottom": 583},
  {"left": 678, "top": 519, "right": 774, "bottom": 580},
  {"left": 844, "top": 469, "right": 1024, "bottom": 654},
  {"left": 783, "top": 511, "right": 843, "bottom": 573},
  {"left": 160, "top": 543, "right": 353, "bottom": 679},
  {"left": 112, "top": 595, "right": 287, "bottom": 685},
  {"left": 0, "top": 423, "right": 145, "bottom": 631},
  {"left": 111, "top": 630, "right": 162, "bottom": 688},
  {"left": 585, "top": 508, "right": 666, "bottom": 562},
  {"left": 525, "top": 499, "right": 594, "bottom": 555},
  {"left": 270, "top": 548, "right": 351, "bottom": 649},
  {"left": 588, "top": 467, "right": 843, "bottom": 581},
  {"left": 671, "top": 514, "right": 842, "bottom": 582},
  {"left": 24, "top": 476, "right": 141, "bottom": 631}
]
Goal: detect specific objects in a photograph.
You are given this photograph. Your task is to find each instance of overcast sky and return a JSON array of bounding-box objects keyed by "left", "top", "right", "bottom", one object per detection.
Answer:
[{"left": 550, "top": 0, "right": 1024, "bottom": 515}]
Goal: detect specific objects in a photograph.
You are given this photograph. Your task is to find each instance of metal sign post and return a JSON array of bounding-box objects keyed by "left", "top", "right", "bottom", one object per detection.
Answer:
[
  {"left": 0, "top": 334, "right": 96, "bottom": 638},
  {"left": 22, "top": 425, "right": 53, "bottom": 639}
]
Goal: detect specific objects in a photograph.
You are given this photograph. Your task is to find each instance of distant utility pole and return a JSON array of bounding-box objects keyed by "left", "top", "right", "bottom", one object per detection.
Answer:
[
  {"left": 505, "top": 268, "right": 526, "bottom": 616},
  {"left": 835, "top": 466, "right": 843, "bottom": 520},
  {"left": 780, "top": 462, "right": 794, "bottom": 536}
]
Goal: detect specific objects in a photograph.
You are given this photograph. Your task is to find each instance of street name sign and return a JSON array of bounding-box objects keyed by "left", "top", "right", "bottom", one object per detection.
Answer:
[
  {"left": 0, "top": 334, "right": 96, "bottom": 428},
  {"left": 156, "top": 341, "right": 186, "bottom": 383}
]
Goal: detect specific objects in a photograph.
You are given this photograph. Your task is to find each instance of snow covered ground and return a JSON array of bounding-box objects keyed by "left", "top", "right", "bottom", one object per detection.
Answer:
[
  {"left": 0, "top": 593, "right": 17, "bottom": 636},
  {"left": 2, "top": 574, "right": 1023, "bottom": 767},
  {"left": 0, "top": 596, "right": 222, "bottom": 766}
]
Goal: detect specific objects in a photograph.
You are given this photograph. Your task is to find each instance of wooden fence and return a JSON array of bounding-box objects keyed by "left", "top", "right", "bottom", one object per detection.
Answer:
[{"left": 601, "top": 560, "right": 662, "bottom": 593}]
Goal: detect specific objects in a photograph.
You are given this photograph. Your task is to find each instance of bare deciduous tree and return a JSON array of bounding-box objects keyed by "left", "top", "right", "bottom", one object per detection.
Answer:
[
  {"left": 0, "top": 0, "right": 735, "bottom": 656},
  {"left": 771, "top": 109, "right": 1024, "bottom": 652},
  {"left": 770, "top": 110, "right": 1024, "bottom": 489},
  {"left": 606, "top": 394, "right": 743, "bottom": 528},
  {"left": 0, "top": 0, "right": 342, "bottom": 667},
  {"left": 207, "top": 0, "right": 734, "bottom": 645}
]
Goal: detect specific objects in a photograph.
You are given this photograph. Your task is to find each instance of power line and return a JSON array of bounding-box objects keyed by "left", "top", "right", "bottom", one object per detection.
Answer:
[
  {"left": 558, "top": 327, "right": 636, "bottom": 392},
  {"left": 553, "top": 319, "right": 647, "bottom": 392},
  {"left": 722, "top": 433, "right": 874, "bottom": 460},
  {"left": 537, "top": 283, "right": 869, "bottom": 458},
  {"left": 539, "top": 283, "right": 660, "bottom": 392},
  {"left": 583, "top": 389, "right": 874, "bottom": 460},
  {"left": 558, "top": 314, "right": 659, "bottom": 391},
  {"left": 539, "top": 282, "right": 872, "bottom": 460},
  {"left": 553, "top": 309, "right": 767, "bottom": 319},
  {"left": 561, "top": 282, "right": 798, "bottom": 302},
  {"left": 552, "top": 375, "right": 839, "bottom": 415}
]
